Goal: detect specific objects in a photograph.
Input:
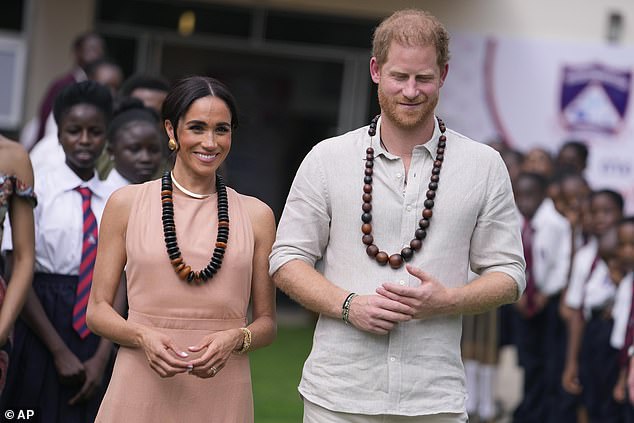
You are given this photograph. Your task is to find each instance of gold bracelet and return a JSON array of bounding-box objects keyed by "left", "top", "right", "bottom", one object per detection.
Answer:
[{"left": 236, "top": 327, "right": 252, "bottom": 354}]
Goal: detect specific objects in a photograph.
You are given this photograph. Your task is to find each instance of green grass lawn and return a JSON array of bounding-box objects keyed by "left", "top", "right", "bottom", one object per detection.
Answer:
[{"left": 251, "top": 324, "right": 314, "bottom": 423}]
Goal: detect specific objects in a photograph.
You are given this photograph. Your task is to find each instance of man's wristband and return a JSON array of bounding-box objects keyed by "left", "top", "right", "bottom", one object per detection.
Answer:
[{"left": 342, "top": 293, "right": 357, "bottom": 324}]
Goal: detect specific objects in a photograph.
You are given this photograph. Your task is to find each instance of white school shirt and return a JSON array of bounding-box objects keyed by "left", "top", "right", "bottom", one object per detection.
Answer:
[
  {"left": 2, "top": 163, "right": 111, "bottom": 275},
  {"left": 103, "top": 168, "right": 131, "bottom": 193},
  {"left": 524, "top": 198, "right": 572, "bottom": 296},
  {"left": 28, "top": 115, "right": 64, "bottom": 174},
  {"left": 565, "top": 238, "right": 617, "bottom": 319},
  {"left": 611, "top": 272, "right": 634, "bottom": 349}
]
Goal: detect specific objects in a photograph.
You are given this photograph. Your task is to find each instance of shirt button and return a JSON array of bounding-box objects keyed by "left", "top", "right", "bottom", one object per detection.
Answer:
[
  {"left": 390, "top": 357, "right": 396, "bottom": 362},
  {"left": 406, "top": 206, "right": 412, "bottom": 212},
  {"left": 396, "top": 173, "right": 402, "bottom": 179},
  {"left": 399, "top": 280, "right": 406, "bottom": 286}
]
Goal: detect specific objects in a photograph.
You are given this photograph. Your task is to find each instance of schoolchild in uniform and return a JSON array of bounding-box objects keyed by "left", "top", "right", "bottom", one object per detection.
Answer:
[
  {"left": 612, "top": 218, "right": 634, "bottom": 419},
  {"left": 511, "top": 172, "right": 574, "bottom": 423},
  {"left": 103, "top": 97, "right": 163, "bottom": 191},
  {"left": 562, "top": 190, "right": 624, "bottom": 422},
  {"left": 1, "top": 81, "right": 121, "bottom": 422}
]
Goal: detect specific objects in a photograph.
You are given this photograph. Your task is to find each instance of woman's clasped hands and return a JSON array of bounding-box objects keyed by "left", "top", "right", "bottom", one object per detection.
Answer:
[{"left": 139, "top": 327, "right": 243, "bottom": 379}]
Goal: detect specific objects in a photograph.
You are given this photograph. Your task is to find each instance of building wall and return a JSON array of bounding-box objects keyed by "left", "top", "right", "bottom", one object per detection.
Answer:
[
  {"left": 21, "top": 0, "right": 634, "bottom": 127},
  {"left": 23, "top": 0, "right": 95, "bottom": 126},
  {"left": 200, "top": 0, "right": 634, "bottom": 43}
]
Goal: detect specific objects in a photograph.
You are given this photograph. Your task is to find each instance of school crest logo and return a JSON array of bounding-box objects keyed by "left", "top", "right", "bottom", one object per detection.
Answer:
[{"left": 560, "top": 63, "right": 631, "bottom": 134}]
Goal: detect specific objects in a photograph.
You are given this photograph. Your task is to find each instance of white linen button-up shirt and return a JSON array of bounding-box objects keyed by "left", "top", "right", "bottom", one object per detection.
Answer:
[{"left": 269, "top": 117, "right": 525, "bottom": 416}]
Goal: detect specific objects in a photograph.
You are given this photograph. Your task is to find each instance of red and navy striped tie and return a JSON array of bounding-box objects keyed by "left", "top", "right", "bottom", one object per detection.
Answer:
[{"left": 73, "top": 187, "right": 97, "bottom": 339}]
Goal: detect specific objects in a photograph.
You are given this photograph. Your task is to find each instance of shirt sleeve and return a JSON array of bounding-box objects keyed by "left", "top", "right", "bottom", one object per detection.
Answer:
[
  {"left": 1, "top": 214, "right": 12, "bottom": 252},
  {"left": 565, "top": 252, "right": 587, "bottom": 309},
  {"left": 547, "top": 219, "right": 572, "bottom": 294},
  {"left": 469, "top": 153, "right": 526, "bottom": 299},
  {"left": 269, "top": 146, "right": 331, "bottom": 275},
  {"left": 611, "top": 275, "right": 632, "bottom": 349}
]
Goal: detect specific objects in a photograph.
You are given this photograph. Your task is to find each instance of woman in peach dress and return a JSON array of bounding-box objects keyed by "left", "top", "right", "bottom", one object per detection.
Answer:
[{"left": 87, "top": 76, "right": 277, "bottom": 422}]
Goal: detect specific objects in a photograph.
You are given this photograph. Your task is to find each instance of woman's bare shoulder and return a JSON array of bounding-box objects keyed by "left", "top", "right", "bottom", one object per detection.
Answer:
[
  {"left": 0, "top": 138, "right": 33, "bottom": 184},
  {"left": 105, "top": 184, "right": 142, "bottom": 214},
  {"left": 237, "top": 193, "right": 275, "bottom": 224}
]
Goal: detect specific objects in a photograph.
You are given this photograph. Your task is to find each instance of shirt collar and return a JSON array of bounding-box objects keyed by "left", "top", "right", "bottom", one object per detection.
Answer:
[
  {"left": 106, "top": 168, "right": 131, "bottom": 188},
  {"left": 370, "top": 115, "right": 441, "bottom": 159},
  {"left": 531, "top": 197, "right": 557, "bottom": 225},
  {"left": 54, "top": 163, "right": 107, "bottom": 199},
  {"left": 72, "top": 67, "right": 88, "bottom": 82}
]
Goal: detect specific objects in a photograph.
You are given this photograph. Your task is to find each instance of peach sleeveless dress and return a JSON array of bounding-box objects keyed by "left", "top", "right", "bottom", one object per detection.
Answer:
[{"left": 96, "top": 179, "right": 254, "bottom": 422}]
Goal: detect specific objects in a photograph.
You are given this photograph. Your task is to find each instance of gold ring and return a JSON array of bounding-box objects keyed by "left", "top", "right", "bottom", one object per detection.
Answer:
[{"left": 210, "top": 366, "right": 217, "bottom": 376}]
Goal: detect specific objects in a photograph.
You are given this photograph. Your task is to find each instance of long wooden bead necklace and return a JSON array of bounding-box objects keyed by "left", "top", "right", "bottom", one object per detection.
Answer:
[
  {"left": 161, "top": 171, "right": 229, "bottom": 283},
  {"left": 361, "top": 115, "right": 447, "bottom": 269}
]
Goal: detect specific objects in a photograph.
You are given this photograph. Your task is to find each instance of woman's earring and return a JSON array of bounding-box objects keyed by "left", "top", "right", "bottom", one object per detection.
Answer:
[{"left": 168, "top": 138, "right": 178, "bottom": 151}]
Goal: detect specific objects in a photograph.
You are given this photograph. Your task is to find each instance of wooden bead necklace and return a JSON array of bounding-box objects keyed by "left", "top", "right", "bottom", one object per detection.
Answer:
[
  {"left": 361, "top": 115, "right": 447, "bottom": 269},
  {"left": 161, "top": 171, "right": 229, "bottom": 283}
]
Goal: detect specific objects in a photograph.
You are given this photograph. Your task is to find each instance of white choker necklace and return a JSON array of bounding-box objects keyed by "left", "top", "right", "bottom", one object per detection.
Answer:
[{"left": 170, "top": 172, "right": 213, "bottom": 199}]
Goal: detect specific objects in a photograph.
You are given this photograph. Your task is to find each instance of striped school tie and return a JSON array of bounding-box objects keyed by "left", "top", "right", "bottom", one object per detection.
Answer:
[{"left": 73, "top": 187, "right": 98, "bottom": 339}]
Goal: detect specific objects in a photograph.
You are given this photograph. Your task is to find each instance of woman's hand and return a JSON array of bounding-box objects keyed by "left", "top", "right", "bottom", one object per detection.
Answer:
[
  {"left": 187, "top": 329, "right": 243, "bottom": 378},
  {"left": 139, "top": 327, "right": 190, "bottom": 378},
  {"left": 52, "top": 346, "right": 85, "bottom": 386}
]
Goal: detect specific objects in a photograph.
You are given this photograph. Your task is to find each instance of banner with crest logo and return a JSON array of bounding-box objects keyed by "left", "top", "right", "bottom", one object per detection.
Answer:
[{"left": 438, "top": 33, "right": 634, "bottom": 213}]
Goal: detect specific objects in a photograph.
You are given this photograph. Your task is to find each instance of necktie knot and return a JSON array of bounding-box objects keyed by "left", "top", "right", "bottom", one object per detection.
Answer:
[{"left": 75, "top": 186, "right": 92, "bottom": 200}]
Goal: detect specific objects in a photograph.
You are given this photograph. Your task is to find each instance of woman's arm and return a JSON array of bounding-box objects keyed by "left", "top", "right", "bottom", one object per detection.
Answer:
[
  {"left": 86, "top": 186, "right": 190, "bottom": 378},
  {"left": 561, "top": 305, "right": 584, "bottom": 395},
  {"left": 242, "top": 196, "right": 277, "bottom": 350},
  {"left": 4, "top": 149, "right": 86, "bottom": 384},
  {"left": 0, "top": 147, "right": 35, "bottom": 345}
]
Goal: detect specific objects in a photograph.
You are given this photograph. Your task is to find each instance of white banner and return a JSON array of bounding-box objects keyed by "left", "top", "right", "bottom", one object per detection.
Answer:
[{"left": 438, "top": 33, "right": 634, "bottom": 213}]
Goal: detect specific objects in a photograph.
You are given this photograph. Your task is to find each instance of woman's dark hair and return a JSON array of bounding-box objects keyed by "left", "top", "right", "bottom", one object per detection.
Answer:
[
  {"left": 516, "top": 171, "right": 549, "bottom": 193},
  {"left": 161, "top": 76, "right": 238, "bottom": 140},
  {"left": 591, "top": 189, "right": 625, "bottom": 213},
  {"left": 107, "top": 97, "right": 160, "bottom": 145},
  {"left": 560, "top": 140, "right": 589, "bottom": 163},
  {"left": 121, "top": 74, "right": 171, "bottom": 97},
  {"left": 53, "top": 80, "right": 113, "bottom": 126}
]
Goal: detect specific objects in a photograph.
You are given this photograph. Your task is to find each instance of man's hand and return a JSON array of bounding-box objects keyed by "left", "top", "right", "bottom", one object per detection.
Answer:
[
  {"left": 347, "top": 294, "right": 415, "bottom": 335},
  {"left": 375, "top": 264, "right": 455, "bottom": 319}
]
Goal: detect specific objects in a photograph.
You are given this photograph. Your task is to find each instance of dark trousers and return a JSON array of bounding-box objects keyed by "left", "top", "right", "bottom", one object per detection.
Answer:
[
  {"left": 512, "top": 294, "right": 578, "bottom": 423},
  {"left": 580, "top": 316, "right": 624, "bottom": 423}
]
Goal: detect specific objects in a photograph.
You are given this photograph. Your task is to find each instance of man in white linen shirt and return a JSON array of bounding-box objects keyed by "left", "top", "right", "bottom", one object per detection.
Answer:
[{"left": 269, "top": 9, "right": 525, "bottom": 422}]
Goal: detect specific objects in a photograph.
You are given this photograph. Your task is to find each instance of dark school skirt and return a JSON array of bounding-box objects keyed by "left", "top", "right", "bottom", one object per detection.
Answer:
[{"left": 1, "top": 273, "right": 108, "bottom": 423}]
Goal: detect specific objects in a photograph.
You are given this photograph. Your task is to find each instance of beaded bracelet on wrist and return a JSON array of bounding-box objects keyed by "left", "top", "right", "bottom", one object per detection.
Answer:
[{"left": 342, "top": 292, "right": 357, "bottom": 324}]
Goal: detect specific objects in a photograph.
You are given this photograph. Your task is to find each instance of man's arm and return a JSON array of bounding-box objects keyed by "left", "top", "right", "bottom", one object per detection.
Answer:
[
  {"left": 376, "top": 266, "right": 517, "bottom": 318},
  {"left": 273, "top": 259, "right": 415, "bottom": 335}
]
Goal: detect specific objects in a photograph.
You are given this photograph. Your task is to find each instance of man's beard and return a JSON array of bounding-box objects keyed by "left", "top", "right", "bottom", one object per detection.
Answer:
[{"left": 377, "top": 85, "right": 437, "bottom": 130}]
